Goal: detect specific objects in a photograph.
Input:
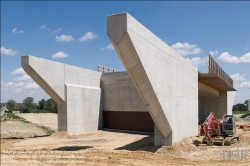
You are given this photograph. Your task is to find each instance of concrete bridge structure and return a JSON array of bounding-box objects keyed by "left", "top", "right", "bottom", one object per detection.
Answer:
[{"left": 22, "top": 13, "right": 236, "bottom": 146}]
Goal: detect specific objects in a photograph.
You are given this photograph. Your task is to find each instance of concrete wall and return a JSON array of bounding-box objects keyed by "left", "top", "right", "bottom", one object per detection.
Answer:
[
  {"left": 107, "top": 13, "right": 198, "bottom": 146},
  {"left": 65, "top": 84, "right": 101, "bottom": 133},
  {"left": 198, "top": 91, "right": 236, "bottom": 122},
  {"left": 22, "top": 55, "right": 102, "bottom": 133},
  {"left": 248, "top": 99, "right": 250, "bottom": 111},
  {"left": 0, "top": 110, "right": 5, "bottom": 117},
  {"left": 101, "top": 72, "right": 147, "bottom": 112}
]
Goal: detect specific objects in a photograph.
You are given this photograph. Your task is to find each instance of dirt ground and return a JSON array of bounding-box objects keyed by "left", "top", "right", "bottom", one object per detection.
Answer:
[
  {"left": 17, "top": 113, "right": 58, "bottom": 130},
  {"left": 0, "top": 121, "right": 46, "bottom": 138},
  {"left": 1, "top": 113, "right": 250, "bottom": 166}
]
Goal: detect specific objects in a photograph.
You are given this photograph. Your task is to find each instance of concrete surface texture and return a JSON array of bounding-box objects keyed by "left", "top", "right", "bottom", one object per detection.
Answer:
[
  {"left": 248, "top": 99, "right": 250, "bottom": 111},
  {"left": 0, "top": 110, "right": 5, "bottom": 117},
  {"left": 101, "top": 72, "right": 147, "bottom": 112},
  {"left": 22, "top": 56, "right": 102, "bottom": 133},
  {"left": 198, "top": 91, "right": 236, "bottom": 122},
  {"left": 107, "top": 12, "right": 198, "bottom": 146},
  {"left": 198, "top": 83, "right": 219, "bottom": 98}
]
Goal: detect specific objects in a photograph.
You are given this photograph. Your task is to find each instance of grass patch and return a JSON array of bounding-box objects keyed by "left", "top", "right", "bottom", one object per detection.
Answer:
[
  {"left": 1, "top": 113, "right": 30, "bottom": 123},
  {"left": 233, "top": 111, "right": 250, "bottom": 115},
  {"left": 37, "top": 126, "right": 55, "bottom": 135}
]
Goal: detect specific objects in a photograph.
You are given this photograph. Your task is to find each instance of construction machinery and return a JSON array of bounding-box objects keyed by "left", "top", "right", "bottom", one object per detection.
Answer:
[{"left": 199, "top": 112, "right": 239, "bottom": 146}]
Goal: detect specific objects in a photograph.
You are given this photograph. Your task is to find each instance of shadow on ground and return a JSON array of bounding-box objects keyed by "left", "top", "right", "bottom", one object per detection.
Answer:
[
  {"left": 52, "top": 146, "right": 93, "bottom": 151},
  {"left": 115, "top": 136, "right": 158, "bottom": 153},
  {"left": 240, "top": 114, "right": 250, "bottom": 118},
  {"left": 193, "top": 140, "right": 202, "bottom": 146}
]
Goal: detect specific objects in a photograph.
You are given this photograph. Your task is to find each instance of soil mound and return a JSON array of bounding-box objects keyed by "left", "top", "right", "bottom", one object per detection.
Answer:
[
  {"left": 50, "top": 131, "right": 69, "bottom": 139},
  {"left": 156, "top": 136, "right": 202, "bottom": 156}
]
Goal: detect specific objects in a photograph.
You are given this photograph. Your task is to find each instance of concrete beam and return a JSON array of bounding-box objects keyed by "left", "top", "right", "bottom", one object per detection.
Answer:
[
  {"left": 198, "top": 83, "right": 220, "bottom": 98},
  {"left": 22, "top": 56, "right": 65, "bottom": 106},
  {"left": 107, "top": 13, "right": 198, "bottom": 145}
]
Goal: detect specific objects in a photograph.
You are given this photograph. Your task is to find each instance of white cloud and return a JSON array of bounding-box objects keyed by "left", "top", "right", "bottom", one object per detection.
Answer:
[
  {"left": 171, "top": 42, "right": 202, "bottom": 56},
  {"left": 186, "top": 57, "right": 207, "bottom": 67},
  {"left": 239, "top": 82, "right": 250, "bottom": 88},
  {"left": 6, "top": 82, "right": 26, "bottom": 87},
  {"left": 6, "top": 82, "right": 14, "bottom": 86},
  {"left": 78, "top": 32, "right": 97, "bottom": 41},
  {"left": 1, "top": 46, "right": 18, "bottom": 56},
  {"left": 53, "top": 28, "right": 62, "bottom": 33},
  {"left": 230, "top": 73, "right": 247, "bottom": 88},
  {"left": 11, "top": 68, "right": 26, "bottom": 75},
  {"left": 230, "top": 73, "right": 246, "bottom": 82},
  {"left": 209, "top": 50, "right": 219, "bottom": 57},
  {"left": 1, "top": 78, "right": 49, "bottom": 103},
  {"left": 12, "top": 28, "right": 24, "bottom": 34},
  {"left": 107, "top": 43, "right": 114, "bottom": 50},
  {"left": 15, "top": 88, "right": 24, "bottom": 93},
  {"left": 14, "top": 75, "right": 33, "bottom": 82},
  {"left": 101, "top": 43, "right": 115, "bottom": 51},
  {"left": 24, "top": 82, "right": 39, "bottom": 89},
  {"left": 40, "top": 25, "right": 46, "bottom": 29},
  {"left": 217, "top": 52, "right": 250, "bottom": 63},
  {"left": 56, "top": 34, "right": 75, "bottom": 42},
  {"left": 52, "top": 51, "right": 68, "bottom": 59}
]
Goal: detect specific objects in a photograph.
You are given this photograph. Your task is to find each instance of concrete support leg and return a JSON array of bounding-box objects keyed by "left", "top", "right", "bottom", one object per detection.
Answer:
[
  {"left": 154, "top": 124, "right": 172, "bottom": 146},
  {"left": 107, "top": 12, "right": 198, "bottom": 146}
]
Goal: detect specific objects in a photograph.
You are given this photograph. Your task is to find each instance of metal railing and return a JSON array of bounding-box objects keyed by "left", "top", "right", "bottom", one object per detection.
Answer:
[
  {"left": 97, "top": 64, "right": 120, "bottom": 73},
  {"left": 208, "top": 54, "right": 233, "bottom": 87}
]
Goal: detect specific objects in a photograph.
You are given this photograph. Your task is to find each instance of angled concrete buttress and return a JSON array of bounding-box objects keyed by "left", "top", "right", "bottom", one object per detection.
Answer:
[
  {"left": 22, "top": 55, "right": 102, "bottom": 133},
  {"left": 107, "top": 13, "right": 198, "bottom": 146}
]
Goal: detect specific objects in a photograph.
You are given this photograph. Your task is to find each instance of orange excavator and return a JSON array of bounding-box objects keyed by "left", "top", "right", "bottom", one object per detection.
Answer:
[{"left": 199, "top": 112, "right": 239, "bottom": 146}]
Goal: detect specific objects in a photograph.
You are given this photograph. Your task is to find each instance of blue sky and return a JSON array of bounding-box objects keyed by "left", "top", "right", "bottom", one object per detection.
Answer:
[{"left": 1, "top": 1, "right": 250, "bottom": 104}]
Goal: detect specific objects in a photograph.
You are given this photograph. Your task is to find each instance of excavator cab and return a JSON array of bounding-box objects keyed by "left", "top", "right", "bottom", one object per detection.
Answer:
[{"left": 222, "top": 115, "right": 236, "bottom": 136}]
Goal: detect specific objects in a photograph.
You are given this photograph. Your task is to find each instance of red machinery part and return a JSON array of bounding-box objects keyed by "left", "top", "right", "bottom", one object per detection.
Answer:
[
  {"left": 199, "top": 112, "right": 221, "bottom": 141},
  {"left": 239, "top": 124, "right": 250, "bottom": 129}
]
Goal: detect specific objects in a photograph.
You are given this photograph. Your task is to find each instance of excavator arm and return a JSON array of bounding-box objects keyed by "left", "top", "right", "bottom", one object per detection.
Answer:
[{"left": 200, "top": 112, "right": 221, "bottom": 145}]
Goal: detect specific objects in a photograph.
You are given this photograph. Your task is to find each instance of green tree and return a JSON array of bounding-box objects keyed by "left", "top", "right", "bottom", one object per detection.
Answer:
[
  {"left": 18, "top": 104, "right": 26, "bottom": 113},
  {"left": 46, "top": 98, "right": 58, "bottom": 113},
  {"left": 232, "top": 105, "right": 239, "bottom": 111},
  {"left": 244, "top": 100, "right": 249, "bottom": 106},
  {"left": 23, "top": 97, "right": 35, "bottom": 112},
  {"left": 236, "top": 103, "right": 247, "bottom": 111},
  {"left": 6, "top": 99, "right": 16, "bottom": 109},
  {"left": 38, "top": 99, "right": 46, "bottom": 110},
  {"left": 12, "top": 105, "right": 20, "bottom": 111}
]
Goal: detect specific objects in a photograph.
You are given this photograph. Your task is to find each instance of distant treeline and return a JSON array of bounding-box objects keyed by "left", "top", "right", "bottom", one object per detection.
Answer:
[
  {"left": 1, "top": 98, "right": 248, "bottom": 113},
  {"left": 1, "top": 97, "right": 57, "bottom": 114},
  {"left": 232, "top": 100, "right": 249, "bottom": 111}
]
